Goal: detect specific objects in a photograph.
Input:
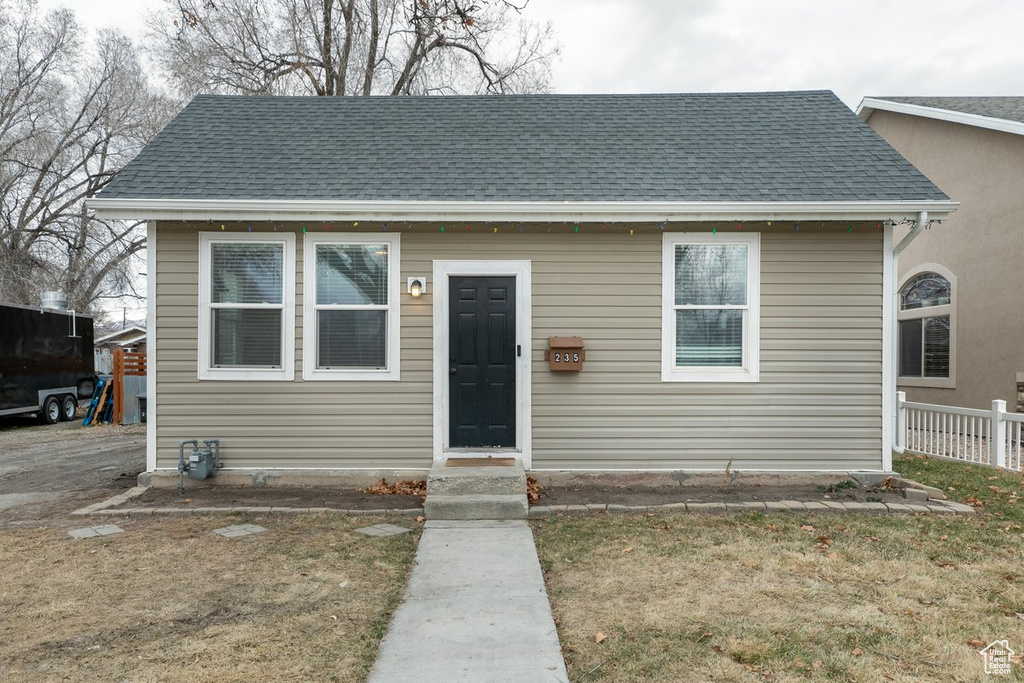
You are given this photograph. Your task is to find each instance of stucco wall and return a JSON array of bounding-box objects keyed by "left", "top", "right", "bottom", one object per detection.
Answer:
[
  {"left": 868, "top": 110, "right": 1024, "bottom": 411},
  {"left": 152, "top": 222, "right": 884, "bottom": 472}
]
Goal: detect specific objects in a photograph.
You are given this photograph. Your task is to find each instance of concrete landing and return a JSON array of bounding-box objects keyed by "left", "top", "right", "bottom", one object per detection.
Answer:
[
  {"left": 424, "top": 461, "right": 528, "bottom": 520},
  {"left": 369, "top": 520, "right": 568, "bottom": 683}
]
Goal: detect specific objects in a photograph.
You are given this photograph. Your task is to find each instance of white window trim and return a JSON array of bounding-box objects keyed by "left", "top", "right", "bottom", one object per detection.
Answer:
[
  {"left": 661, "top": 232, "right": 760, "bottom": 383},
  {"left": 198, "top": 231, "right": 295, "bottom": 381},
  {"left": 302, "top": 233, "right": 401, "bottom": 381},
  {"left": 897, "top": 262, "right": 956, "bottom": 389}
]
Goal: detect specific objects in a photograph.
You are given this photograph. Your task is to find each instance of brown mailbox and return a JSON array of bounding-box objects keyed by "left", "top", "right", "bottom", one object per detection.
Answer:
[{"left": 545, "top": 336, "right": 585, "bottom": 371}]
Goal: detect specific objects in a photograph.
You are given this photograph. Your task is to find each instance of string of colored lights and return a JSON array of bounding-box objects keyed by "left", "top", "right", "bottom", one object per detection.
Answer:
[{"left": 212, "top": 219, "right": 904, "bottom": 234}]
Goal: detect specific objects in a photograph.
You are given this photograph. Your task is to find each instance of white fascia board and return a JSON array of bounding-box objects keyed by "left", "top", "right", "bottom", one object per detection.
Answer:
[
  {"left": 87, "top": 197, "right": 959, "bottom": 223},
  {"left": 858, "top": 97, "right": 1024, "bottom": 137}
]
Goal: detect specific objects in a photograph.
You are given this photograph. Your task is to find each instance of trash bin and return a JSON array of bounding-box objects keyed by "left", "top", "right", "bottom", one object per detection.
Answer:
[{"left": 138, "top": 395, "right": 147, "bottom": 423}]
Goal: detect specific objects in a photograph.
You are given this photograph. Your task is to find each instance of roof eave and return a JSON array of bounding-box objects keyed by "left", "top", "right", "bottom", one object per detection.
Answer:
[
  {"left": 857, "top": 97, "right": 1024, "bottom": 136},
  {"left": 86, "top": 198, "right": 959, "bottom": 223}
]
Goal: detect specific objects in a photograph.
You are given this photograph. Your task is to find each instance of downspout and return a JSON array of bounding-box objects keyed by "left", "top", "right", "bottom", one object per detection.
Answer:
[
  {"left": 894, "top": 211, "right": 927, "bottom": 255},
  {"left": 890, "top": 211, "right": 928, "bottom": 455}
]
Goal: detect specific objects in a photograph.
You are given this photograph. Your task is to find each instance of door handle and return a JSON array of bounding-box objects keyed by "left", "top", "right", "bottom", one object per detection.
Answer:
[
  {"left": 450, "top": 367, "right": 457, "bottom": 375},
  {"left": 517, "top": 345, "right": 521, "bottom": 357}
]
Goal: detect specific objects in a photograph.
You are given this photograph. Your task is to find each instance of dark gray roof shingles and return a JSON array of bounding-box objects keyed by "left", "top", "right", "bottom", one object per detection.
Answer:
[
  {"left": 875, "top": 96, "right": 1024, "bottom": 124},
  {"left": 99, "top": 90, "right": 948, "bottom": 203}
]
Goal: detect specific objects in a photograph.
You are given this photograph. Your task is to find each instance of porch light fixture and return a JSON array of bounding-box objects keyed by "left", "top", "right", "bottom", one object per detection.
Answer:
[{"left": 407, "top": 277, "right": 427, "bottom": 298}]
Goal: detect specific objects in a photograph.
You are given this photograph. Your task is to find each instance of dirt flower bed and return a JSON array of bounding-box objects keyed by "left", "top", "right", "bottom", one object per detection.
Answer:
[
  {"left": 0, "top": 514, "right": 417, "bottom": 682},
  {"left": 136, "top": 484, "right": 426, "bottom": 510},
  {"left": 535, "top": 478, "right": 907, "bottom": 507},
  {"left": 533, "top": 455, "right": 1024, "bottom": 682}
]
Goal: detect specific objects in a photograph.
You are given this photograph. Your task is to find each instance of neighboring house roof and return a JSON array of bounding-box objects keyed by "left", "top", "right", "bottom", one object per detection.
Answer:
[
  {"left": 89, "top": 91, "right": 955, "bottom": 222},
  {"left": 95, "top": 325, "right": 147, "bottom": 347},
  {"left": 858, "top": 96, "right": 1024, "bottom": 137}
]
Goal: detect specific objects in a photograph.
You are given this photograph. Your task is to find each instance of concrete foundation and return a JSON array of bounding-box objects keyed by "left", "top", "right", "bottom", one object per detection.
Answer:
[{"left": 140, "top": 466, "right": 891, "bottom": 492}]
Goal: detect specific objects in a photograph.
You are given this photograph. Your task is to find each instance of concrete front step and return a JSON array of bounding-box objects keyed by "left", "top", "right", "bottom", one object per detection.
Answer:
[
  {"left": 426, "top": 462, "right": 526, "bottom": 497},
  {"left": 424, "top": 494, "right": 529, "bottom": 520}
]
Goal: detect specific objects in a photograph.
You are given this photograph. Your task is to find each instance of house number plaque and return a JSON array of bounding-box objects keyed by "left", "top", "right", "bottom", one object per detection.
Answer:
[{"left": 545, "top": 336, "right": 585, "bottom": 372}]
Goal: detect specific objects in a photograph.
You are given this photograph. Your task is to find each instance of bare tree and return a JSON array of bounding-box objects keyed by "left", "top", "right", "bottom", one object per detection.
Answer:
[
  {"left": 148, "top": 0, "right": 557, "bottom": 97},
  {"left": 0, "top": 1, "right": 174, "bottom": 313}
]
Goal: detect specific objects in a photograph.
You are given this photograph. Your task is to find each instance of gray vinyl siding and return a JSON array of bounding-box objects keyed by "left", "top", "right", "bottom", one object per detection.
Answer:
[{"left": 153, "top": 224, "right": 883, "bottom": 471}]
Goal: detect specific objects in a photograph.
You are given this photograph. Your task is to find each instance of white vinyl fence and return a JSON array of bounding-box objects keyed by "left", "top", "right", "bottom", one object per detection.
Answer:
[{"left": 897, "top": 391, "right": 1023, "bottom": 472}]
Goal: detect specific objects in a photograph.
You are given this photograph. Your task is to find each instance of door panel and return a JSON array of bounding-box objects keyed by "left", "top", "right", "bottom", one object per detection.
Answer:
[{"left": 449, "top": 276, "right": 516, "bottom": 448}]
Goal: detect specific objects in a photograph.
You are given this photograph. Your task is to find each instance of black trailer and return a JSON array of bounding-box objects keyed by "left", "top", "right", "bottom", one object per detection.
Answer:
[{"left": 0, "top": 303, "right": 96, "bottom": 424}]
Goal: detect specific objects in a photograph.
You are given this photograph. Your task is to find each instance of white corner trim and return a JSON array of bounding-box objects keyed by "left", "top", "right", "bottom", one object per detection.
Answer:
[
  {"left": 301, "top": 232, "right": 401, "bottom": 381},
  {"left": 882, "top": 224, "right": 894, "bottom": 472},
  {"left": 432, "top": 260, "right": 532, "bottom": 468},
  {"left": 146, "top": 221, "right": 157, "bottom": 472},
  {"left": 858, "top": 97, "right": 1024, "bottom": 138},
  {"left": 197, "top": 231, "right": 296, "bottom": 381},
  {"left": 87, "top": 197, "right": 960, "bottom": 223},
  {"left": 661, "top": 232, "right": 761, "bottom": 383}
]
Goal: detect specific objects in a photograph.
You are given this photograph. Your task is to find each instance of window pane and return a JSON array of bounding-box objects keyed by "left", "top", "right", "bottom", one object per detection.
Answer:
[
  {"left": 900, "top": 272, "right": 951, "bottom": 310},
  {"left": 898, "top": 318, "right": 923, "bottom": 377},
  {"left": 675, "top": 244, "right": 747, "bottom": 306},
  {"left": 676, "top": 309, "right": 743, "bottom": 366},
  {"left": 923, "top": 316, "right": 950, "bottom": 378},
  {"left": 211, "top": 243, "right": 283, "bottom": 304},
  {"left": 318, "top": 310, "right": 386, "bottom": 369},
  {"left": 316, "top": 244, "right": 388, "bottom": 305},
  {"left": 213, "top": 309, "right": 282, "bottom": 367}
]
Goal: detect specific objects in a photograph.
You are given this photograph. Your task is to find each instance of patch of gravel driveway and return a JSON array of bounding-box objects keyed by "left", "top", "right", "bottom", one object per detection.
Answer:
[{"left": 0, "top": 418, "right": 145, "bottom": 524}]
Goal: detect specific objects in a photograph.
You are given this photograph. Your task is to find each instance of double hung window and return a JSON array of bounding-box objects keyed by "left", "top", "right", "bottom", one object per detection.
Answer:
[
  {"left": 662, "top": 233, "right": 760, "bottom": 382},
  {"left": 302, "top": 234, "right": 400, "bottom": 380},
  {"left": 198, "top": 232, "right": 295, "bottom": 380}
]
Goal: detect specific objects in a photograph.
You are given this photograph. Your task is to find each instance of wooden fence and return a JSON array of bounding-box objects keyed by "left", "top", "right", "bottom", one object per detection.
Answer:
[{"left": 113, "top": 348, "right": 147, "bottom": 425}]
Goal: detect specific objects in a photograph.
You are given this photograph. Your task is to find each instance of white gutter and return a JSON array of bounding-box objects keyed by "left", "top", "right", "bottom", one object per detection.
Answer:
[
  {"left": 86, "top": 197, "right": 959, "bottom": 223},
  {"left": 857, "top": 98, "right": 1024, "bottom": 137}
]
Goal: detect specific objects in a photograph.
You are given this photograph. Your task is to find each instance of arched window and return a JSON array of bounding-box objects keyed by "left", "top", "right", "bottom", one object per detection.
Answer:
[{"left": 898, "top": 268, "right": 954, "bottom": 383}]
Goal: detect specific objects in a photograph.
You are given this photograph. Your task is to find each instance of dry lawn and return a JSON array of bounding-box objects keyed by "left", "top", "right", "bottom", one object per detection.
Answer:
[
  {"left": 0, "top": 514, "right": 417, "bottom": 682},
  {"left": 535, "top": 456, "right": 1024, "bottom": 682}
]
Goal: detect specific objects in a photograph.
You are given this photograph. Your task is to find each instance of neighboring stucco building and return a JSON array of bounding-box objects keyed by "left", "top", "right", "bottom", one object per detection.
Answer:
[
  {"left": 88, "top": 91, "right": 956, "bottom": 478},
  {"left": 859, "top": 97, "right": 1024, "bottom": 411}
]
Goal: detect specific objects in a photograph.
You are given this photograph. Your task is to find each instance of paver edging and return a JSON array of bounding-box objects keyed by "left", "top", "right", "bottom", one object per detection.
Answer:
[
  {"left": 73, "top": 489, "right": 976, "bottom": 518},
  {"left": 75, "top": 504, "right": 426, "bottom": 518},
  {"left": 525, "top": 499, "right": 974, "bottom": 516}
]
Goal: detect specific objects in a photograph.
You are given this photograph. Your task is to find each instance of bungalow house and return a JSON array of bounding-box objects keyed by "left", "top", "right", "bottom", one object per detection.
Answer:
[
  {"left": 87, "top": 91, "right": 956, "bottom": 481},
  {"left": 94, "top": 324, "right": 147, "bottom": 375},
  {"left": 858, "top": 97, "right": 1024, "bottom": 412}
]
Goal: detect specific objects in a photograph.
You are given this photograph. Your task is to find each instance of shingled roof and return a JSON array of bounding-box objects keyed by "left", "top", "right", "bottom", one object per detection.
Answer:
[
  {"left": 874, "top": 97, "right": 1024, "bottom": 125},
  {"left": 96, "top": 90, "right": 947, "bottom": 204}
]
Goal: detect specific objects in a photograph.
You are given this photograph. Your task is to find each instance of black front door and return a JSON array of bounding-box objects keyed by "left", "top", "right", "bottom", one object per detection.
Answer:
[{"left": 449, "top": 276, "right": 516, "bottom": 448}]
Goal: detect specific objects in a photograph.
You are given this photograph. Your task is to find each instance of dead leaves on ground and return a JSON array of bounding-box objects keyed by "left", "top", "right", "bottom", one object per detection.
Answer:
[
  {"left": 527, "top": 477, "right": 544, "bottom": 504},
  {"left": 358, "top": 478, "right": 426, "bottom": 497}
]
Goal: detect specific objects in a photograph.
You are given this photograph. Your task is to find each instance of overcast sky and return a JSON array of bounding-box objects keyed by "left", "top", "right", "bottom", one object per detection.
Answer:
[{"left": 37, "top": 0, "right": 1024, "bottom": 109}]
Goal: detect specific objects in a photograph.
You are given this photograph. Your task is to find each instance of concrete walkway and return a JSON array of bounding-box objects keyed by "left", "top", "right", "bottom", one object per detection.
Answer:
[{"left": 369, "top": 520, "right": 569, "bottom": 682}]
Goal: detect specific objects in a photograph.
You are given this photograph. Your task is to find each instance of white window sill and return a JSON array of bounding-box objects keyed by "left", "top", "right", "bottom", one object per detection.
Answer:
[
  {"left": 662, "top": 368, "right": 759, "bottom": 383},
  {"left": 199, "top": 368, "right": 294, "bottom": 381},
  {"left": 898, "top": 376, "right": 956, "bottom": 389},
  {"left": 302, "top": 368, "right": 400, "bottom": 381}
]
